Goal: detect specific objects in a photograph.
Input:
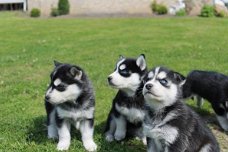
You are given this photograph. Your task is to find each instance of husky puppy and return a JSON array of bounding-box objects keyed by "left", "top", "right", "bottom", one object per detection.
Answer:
[
  {"left": 183, "top": 70, "right": 228, "bottom": 131},
  {"left": 142, "top": 67, "right": 219, "bottom": 152},
  {"left": 105, "top": 54, "right": 147, "bottom": 143},
  {"left": 45, "top": 61, "right": 97, "bottom": 151}
]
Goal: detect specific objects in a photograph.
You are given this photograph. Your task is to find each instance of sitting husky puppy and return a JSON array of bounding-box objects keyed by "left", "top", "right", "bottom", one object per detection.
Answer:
[
  {"left": 45, "top": 61, "right": 97, "bottom": 151},
  {"left": 105, "top": 54, "right": 147, "bottom": 143},
  {"left": 142, "top": 67, "right": 219, "bottom": 152},
  {"left": 183, "top": 70, "right": 228, "bottom": 131}
]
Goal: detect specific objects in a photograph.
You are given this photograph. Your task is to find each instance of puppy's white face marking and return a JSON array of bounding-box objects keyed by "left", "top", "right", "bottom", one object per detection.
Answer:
[
  {"left": 47, "top": 84, "right": 81, "bottom": 104},
  {"left": 109, "top": 59, "right": 141, "bottom": 95},
  {"left": 148, "top": 71, "right": 154, "bottom": 79},
  {"left": 119, "top": 64, "right": 126, "bottom": 70},
  {"left": 143, "top": 67, "right": 179, "bottom": 109},
  {"left": 157, "top": 71, "right": 167, "bottom": 80},
  {"left": 54, "top": 78, "right": 62, "bottom": 86}
]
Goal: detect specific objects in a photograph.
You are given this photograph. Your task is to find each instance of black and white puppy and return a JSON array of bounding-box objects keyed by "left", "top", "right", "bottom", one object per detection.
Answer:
[
  {"left": 143, "top": 67, "right": 219, "bottom": 152},
  {"left": 105, "top": 54, "right": 147, "bottom": 143},
  {"left": 45, "top": 61, "right": 97, "bottom": 151},
  {"left": 183, "top": 70, "right": 228, "bottom": 131}
]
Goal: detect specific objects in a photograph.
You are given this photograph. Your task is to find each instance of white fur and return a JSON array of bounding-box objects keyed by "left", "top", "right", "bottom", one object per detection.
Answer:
[
  {"left": 148, "top": 71, "right": 154, "bottom": 79},
  {"left": 80, "top": 120, "right": 97, "bottom": 152},
  {"left": 157, "top": 71, "right": 167, "bottom": 79},
  {"left": 47, "top": 84, "right": 82, "bottom": 104},
  {"left": 56, "top": 106, "right": 94, "bottom": 121},
  {"left": 199, "top": 144, "right": 212, "bottom": 152},
  {"left": 143, "top": 124, "right": 179, "bottom": 146},
  {"left": 57, "top": 121, "right": 71, "bottom": 151},
  {"left": 119, "top": 64, "right": 126, "bottom": 70},
  {"left": 109, "top": 71, "right": 141, "bottom": 96},
  {"left": 115, "top": 104, "right": 145, "bottom": 123},
  {"left": 216, "top": 115, "right": 228, "bottom": 131},
  {"left": 114, "top": 115, "right": 126, "bottom": 141},
  {"left": 143, "top": 67, "right": 178, "bottom": 110},
  {"left": 54, "top": 78, "right": 62, "bottom": 86},
  {"left": 48, "top": 110, "right": 58, "bottom": 139}
]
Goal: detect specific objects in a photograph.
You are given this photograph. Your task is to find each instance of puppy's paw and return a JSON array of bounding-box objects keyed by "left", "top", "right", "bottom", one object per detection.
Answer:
[
  {"left": 84, "top": 140, "right": 97, "bottom": 152},
  {"left": 48, "top": 126, "right": 58, "bottom": 139},
  {"left": 105, "top": 134, "right": 114, "bottom": 142},
  {"left": 114, "top": 131, "right": 126, "bottom": 141},
  {"left": 57, "top": 141, "right": 70, "bottom": 151},
  {"left": 142, "top": 137, "right": 147, "bottom": 145}
]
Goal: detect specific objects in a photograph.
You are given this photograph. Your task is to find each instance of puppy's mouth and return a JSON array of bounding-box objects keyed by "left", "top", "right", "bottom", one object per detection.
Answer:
[{"left": 144, "top": 91, "right": 159, "bottom": 97}]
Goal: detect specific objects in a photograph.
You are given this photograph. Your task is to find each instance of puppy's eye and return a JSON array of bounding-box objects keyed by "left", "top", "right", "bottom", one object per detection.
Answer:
[
  {"left": 56, "top": 84, "right": 65, "bottom": 91},
  {"left": 159, "top": 79, "right": 168, "bottom": 86}
]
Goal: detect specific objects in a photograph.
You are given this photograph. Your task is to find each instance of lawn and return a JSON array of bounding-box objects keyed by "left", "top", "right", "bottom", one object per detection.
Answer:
[{"left": 0, "top": 12, "right": 228, "bottom": 152}]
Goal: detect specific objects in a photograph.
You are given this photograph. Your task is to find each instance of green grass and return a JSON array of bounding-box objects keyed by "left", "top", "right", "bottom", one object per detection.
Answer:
[{"left": 0, "top": 12, "right": 228, "bottom": 151}]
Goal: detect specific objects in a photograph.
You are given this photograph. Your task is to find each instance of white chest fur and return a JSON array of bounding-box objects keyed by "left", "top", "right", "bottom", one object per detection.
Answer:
[
  {"left": 56, "top": 107, "right": 94, "bottom": 121},
  {"left": 115, "top": 103, "right": 145, "bottom": 123}
]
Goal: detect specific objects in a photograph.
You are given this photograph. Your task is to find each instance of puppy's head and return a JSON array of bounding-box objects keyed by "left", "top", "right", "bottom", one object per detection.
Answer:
[
  {"left": 107, "top": 54, "right": 147, "bottom": 94},
  {"left": 45, "top": 61, "right": 84, "bottom": 104},
  {"left": 142, "top": 66, "right": 185, "bottom": 109}
]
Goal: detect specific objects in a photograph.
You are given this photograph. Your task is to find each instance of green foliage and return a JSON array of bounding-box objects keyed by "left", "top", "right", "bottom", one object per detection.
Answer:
[
  {"left": 151, "top": 1, "right": 167, "bottom": 15},
  {"left": 30, "top": 8, "right": 40, "bottom": 17},
  {"left": 50, "top": 8, "right": 60, "bottom": 17},
  {"left": 58, "top": 0, "right": 70, "bottom": 15},
  {"left": 151, "top": 0, "right": 157, "bottom": 12},
  {"left": 176, "top": 9, "right": 186, "bottom": 16},
  {"left": 215, "top": 11, "right": 226, "bottom": 18},
  {"left": 200, "top": 5, "right": 215, "bottom": 17}
]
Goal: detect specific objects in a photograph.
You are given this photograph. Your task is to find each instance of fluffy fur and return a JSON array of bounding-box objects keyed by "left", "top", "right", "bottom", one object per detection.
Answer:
[
  {"left": 142, "top": 67, "right": 219, "bottom": 152},
  {"left": 105, "top": 54, "right": 147, "bottom": 143},
  {"left": 45, "top": 61, "right": 97, "bottom": 151},
  {"left": 182, "top": 70, "right": 228, "bottom": 131}
]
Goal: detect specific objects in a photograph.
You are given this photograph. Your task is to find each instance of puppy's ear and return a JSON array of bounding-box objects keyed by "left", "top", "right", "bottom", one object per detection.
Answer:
[
  {"left": 136, "top": 54, "right": 146, "bottom": 71},
  {"left": 54, "top": 60, "right": 62, "bottom": 67},
  {"left": 173, "top": 72, "right": 186, "bottom": 86},
  {"left": 70, "top": 67, "right": 82, "bottom": 80}
]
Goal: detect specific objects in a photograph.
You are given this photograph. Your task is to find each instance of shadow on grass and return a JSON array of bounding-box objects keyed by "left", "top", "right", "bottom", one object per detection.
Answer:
[
  {"left": 25, "top": 116, "right": 146, "bottom": 151},
  {"left": 95, "top": 121, "right": 146, "bottom": 152},
  {"left": 26, "top": 116, "right": 50, "bottom": 144},
  {"left": 188, "top": 105, "right": 228, "bottom": 135}
]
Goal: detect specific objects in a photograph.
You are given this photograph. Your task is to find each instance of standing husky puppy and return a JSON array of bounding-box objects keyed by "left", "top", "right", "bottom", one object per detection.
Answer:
[
  {"left": 105, "top": 54, "right": 147, "bottom": 143},
  {"left": 142, "top": 67, "right": 219, "bottom": 152},
  {"left": 183, "top": 70, "right": 228, "bottom": 131},
  {"left": 45, "top": 61, "right": 97, "bottom": 151}
]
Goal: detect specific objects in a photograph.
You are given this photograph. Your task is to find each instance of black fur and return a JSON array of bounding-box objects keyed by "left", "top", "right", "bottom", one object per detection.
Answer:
[
  {"left": 143, "top": 67, "right": 219, "bottom": 152},
  {"left": 44, "top": 61, "right": 97, "bottom": 151},
  {"left": 105, "top": 55, "right": 147, "bottom": 142},
  {"left": 182, "top": 70, "right": 228, "bottom": 119}
]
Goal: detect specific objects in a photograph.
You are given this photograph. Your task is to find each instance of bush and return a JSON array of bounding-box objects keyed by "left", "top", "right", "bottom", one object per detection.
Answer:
[
  {"left": 216, "top": 11, "right": 226, "bottom": 17},
  {"left": 156, "top": 5, "right": 168, "bottom": 15},
  {"left": 176, "top": 9, "right": 186, "bottom": 16},
  {"left": 30, "top": 8, "right": 40, "bottom": 17},
  {"left": 58, "top": 0, "right": 70, "bottom": 15},
  {"left": 200, "top": 5, "right": 215, "bottom": 17},
  {"left": 51, "top": 8, "right": 60, "bottom": 17},
  {"left": 151, "top": 0, "right": 168, "bottom": 15},
  {"left": 151, "top": 0, "right": 157, "bottom": 12}
]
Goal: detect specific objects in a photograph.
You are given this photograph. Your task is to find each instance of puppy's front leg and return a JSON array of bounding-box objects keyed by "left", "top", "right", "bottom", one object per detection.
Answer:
[
  {"left": 114, "top": 115, "right": 127, "bottom": 141},
  {"left": 80, "top": 119, "right": 97, "bottom": 152},
  {"left": 57, "top": 120, "right": 71, "bottom": 151}
]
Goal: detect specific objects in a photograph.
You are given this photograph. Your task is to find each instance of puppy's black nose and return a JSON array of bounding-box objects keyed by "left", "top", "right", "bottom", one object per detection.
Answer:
[
  {"left": 45, "top": 96, "right": 50, "bottom": 101},
  {"left": 108, "top": 76, "right": 112, "bottom": 82},
  {"left": 145, "top": 84, "right": 153, "bottom": 90}
]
